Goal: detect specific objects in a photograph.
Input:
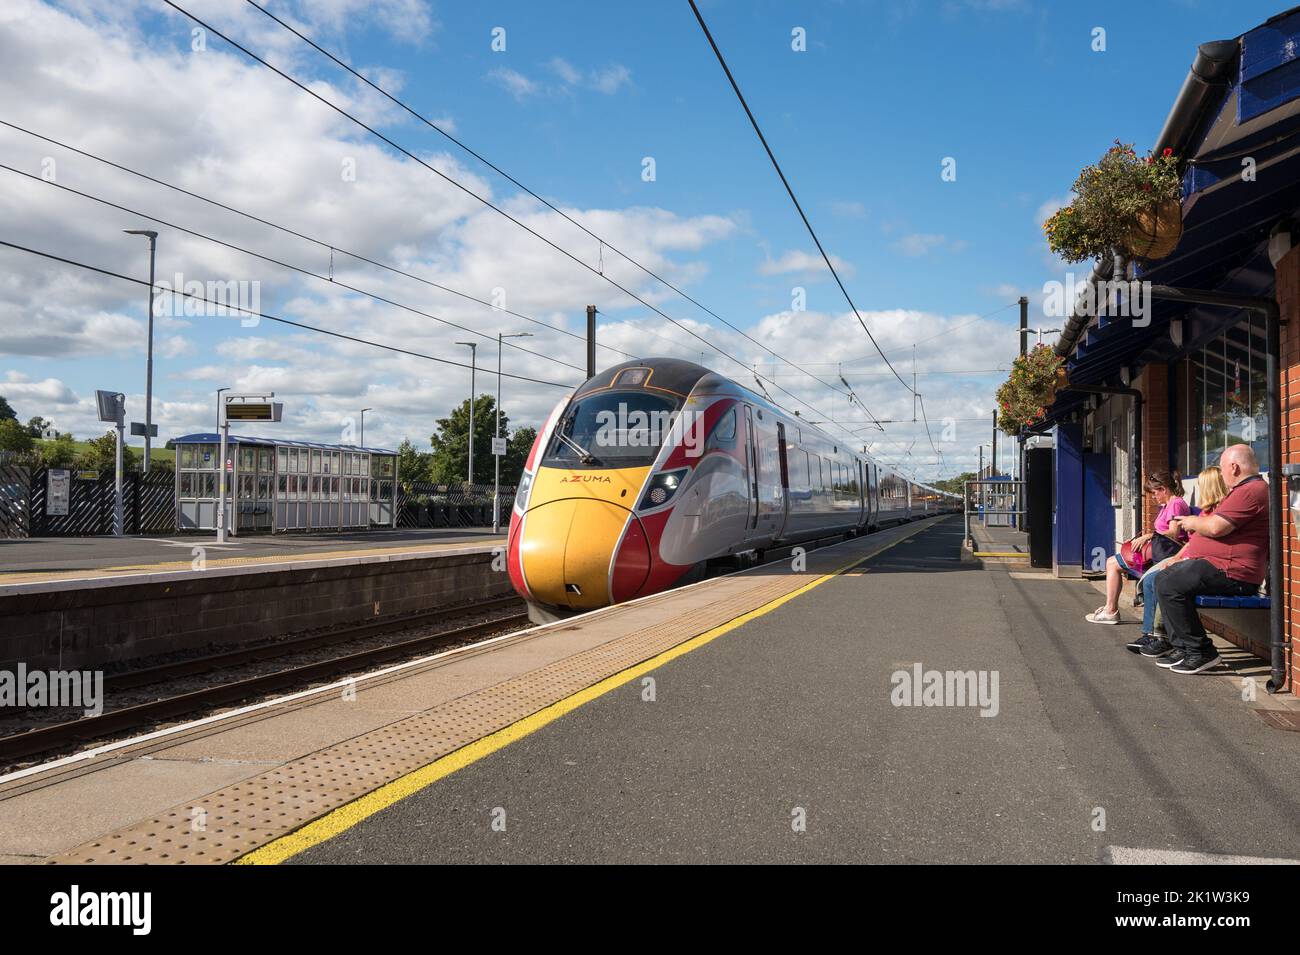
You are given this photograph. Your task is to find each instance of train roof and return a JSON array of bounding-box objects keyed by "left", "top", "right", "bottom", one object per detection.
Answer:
[{"left": 574, "top": 357, "right": 959, "bottom": 498}]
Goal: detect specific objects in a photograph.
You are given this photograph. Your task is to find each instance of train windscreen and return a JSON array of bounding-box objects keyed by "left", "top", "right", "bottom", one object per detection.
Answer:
[{"left": 543, "top": 391, "right": 683, "bottom": 469}]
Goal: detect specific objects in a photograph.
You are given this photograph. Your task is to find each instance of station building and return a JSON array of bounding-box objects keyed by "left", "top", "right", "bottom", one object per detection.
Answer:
[
  {"left": 1038, "top": 8, "right": 1300, "bottom": 693},
  {"left": 172, "top": 433, "right": 399, "bottom": 535}
]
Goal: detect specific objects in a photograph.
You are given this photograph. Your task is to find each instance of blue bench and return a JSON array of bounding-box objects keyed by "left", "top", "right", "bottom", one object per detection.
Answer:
[{"left": 1195, "top": 595, "right": 1270, "bottom": 609}]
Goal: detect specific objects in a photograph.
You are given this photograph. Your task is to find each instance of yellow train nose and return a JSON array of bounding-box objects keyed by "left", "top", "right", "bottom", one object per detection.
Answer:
[{"left": 519, "top": 498, "right": 635, "bottom": 610}]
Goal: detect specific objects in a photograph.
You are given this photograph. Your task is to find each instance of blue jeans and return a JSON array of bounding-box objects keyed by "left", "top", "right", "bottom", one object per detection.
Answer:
[{"left": 1141, "top": 569, "right": 1163, "bottom": 635}]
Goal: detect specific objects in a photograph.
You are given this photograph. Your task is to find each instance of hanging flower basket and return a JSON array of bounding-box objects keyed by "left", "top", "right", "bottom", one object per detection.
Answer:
[
  {"left": 1122, "top": 197, "right": 1183, "bottom": 260},
  {"left": 995, "top": 345, "right": 1065, "bottom": 435},
  {"left": 1043, "top": 142, "right": 1183, "bottom": 264}
]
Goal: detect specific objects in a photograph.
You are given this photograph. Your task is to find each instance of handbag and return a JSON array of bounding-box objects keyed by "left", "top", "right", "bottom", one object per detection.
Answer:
[{"left": 1119, "top": 535, "right": 1153, "bottom": 576}]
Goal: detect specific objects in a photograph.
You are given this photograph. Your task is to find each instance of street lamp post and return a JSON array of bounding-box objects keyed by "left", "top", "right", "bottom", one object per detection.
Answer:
[
  {"left": 494, "top": 331, "right": 533, "bottom": 532},
  {"left": 359, "top": 407, "right": 372, "bottom": 447},
  {"left": 125, "top": 230, "right": 159, "bottom": 473},
  {"left": 455, "top": 342, "right": 478, "bottom": 486},
  {"left": 216, "top": 386, "right": 231, "bottom": 434}
]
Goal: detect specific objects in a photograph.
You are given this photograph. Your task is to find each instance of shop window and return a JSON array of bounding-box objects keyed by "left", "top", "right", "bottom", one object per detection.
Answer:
[{"left": 1179, "top": 314, "right": 1270, "bottom": 473}]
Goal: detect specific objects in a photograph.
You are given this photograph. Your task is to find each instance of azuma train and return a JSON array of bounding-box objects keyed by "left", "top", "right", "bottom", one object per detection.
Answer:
[{"left": 506, "top": 358, "right": 960, "bottom": 622}]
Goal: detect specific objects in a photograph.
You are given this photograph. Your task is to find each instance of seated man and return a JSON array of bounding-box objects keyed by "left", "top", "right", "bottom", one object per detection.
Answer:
[{"left": 1148, "top": 444, "right": 1270, "bottom": 674}]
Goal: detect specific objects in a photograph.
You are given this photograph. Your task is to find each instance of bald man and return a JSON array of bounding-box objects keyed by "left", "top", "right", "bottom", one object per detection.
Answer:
[{"left": 1145, "top": 444, "right": 1270, "bottom": 674}]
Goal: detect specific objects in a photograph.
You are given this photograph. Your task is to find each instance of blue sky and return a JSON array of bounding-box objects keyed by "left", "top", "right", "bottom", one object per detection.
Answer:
[{"left": 0, "top": 0, "right": 1289, "bottom": 477}]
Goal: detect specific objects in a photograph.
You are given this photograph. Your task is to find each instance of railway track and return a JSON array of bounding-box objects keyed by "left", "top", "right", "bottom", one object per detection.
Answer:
[{"left": 0, "top": 596, "right": 529, "bottom": 764}]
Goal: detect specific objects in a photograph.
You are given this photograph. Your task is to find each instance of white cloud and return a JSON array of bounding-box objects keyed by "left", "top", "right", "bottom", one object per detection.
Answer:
[
  {"left": 892, "top": 232, "right": 965, "bottom": 257},
  {"left": 0, "top": 1, "right": 736, "bottom": 455},
  {"left": 589, "top": 64, "right": 632, "bottom": 95},
  {"left": 829, "top": 200, "right": 868, "bottom": 220},
  {"left": 493, "top": 59, "right": 633, "bottom": 100},
  {"left": 487, "top": 67, "right": 539, "bottom": 100},
  {"left": 758, "top": 249, "right": 855, "bottom": 279}
]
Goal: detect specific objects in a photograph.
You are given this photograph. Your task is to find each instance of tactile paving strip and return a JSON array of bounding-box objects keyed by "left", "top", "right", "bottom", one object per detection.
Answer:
[{"left": 43, "top": 522, "right": 929, "bottom": 864}]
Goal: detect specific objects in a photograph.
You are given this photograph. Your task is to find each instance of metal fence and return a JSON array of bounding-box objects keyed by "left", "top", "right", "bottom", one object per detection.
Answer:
[
  {"left": 396, "top": 482, "right": 517, "bottom": 529},
  {"left": 27, "top": 467, "right": 176, "bottom": 537},
  {"left": 1, "top": 470, "right": 515, "bottom": 537},
  {"left": 0, "top": 464, "right": 30, "bottom": 538},
  {"left": 962, "top": 479, "right": 1026, "bottom": 550}
]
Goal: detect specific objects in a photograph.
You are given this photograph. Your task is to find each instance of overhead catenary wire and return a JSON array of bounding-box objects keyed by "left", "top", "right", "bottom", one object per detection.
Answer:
[
  {"left": 0, "top": 119, "right": 637, "bottom": 366},
  {"left": 240, "top": 0, "right": 856, "bottom": 406},
  {"left": 0, "top": 239, "right": 577, "bottom": 389},
  {"left": 160, "top": 0, "right": 859, "bottom": 431},
  {"left": 0, "top": 162, "right": 592, "bottom": 375},
  {"left": 686, "top": 0, "right": 914, "bottom": 396}
]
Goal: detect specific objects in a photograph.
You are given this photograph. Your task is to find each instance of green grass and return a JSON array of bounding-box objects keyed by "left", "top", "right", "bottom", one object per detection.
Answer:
[{"left": 34, "top": 438, "right": 176, "bottom": 464}]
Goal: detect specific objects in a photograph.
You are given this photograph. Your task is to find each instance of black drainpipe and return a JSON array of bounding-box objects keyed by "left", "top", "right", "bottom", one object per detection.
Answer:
[{"left": 1146, "top": 285, "right": 1287, "bottom": 693}]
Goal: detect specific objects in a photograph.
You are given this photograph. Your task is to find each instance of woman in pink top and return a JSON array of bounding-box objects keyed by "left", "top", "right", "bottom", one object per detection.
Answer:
[{"left": 1086, "top": 470, "right": 1189, "bottom": 624}]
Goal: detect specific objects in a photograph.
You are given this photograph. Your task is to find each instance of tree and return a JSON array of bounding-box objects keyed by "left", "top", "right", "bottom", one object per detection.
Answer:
[
  {"left": 80, "top": 430, "right": 137, "bottom": 473},
  {"left": 429, "top": 394, "right": 509, "bottom": 487},
  {"left": 0, "top": 395, "right": 15, "bottom": 421},
  {"left": 933, "top": 471, "right": 976, "bottom": 496},
  {"left": 0, "top": 417, "right": 33, "bottom": 454},
  {"left": 39, "top": 433, "right": 78, "bottom": 468},
  {"left": 25, "top": 415, "right": 51, "bottom": 438},
  {"left": 396, "top": 438, "right": 432, "bottom": 489},
  {"left": 501, "top": 427, "right": 537, "bottom": 485}
]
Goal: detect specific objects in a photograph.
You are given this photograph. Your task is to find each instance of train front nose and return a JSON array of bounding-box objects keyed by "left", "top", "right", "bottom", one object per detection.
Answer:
[{"left": 515, "top": 498, "right": 650, "bottom": 611}]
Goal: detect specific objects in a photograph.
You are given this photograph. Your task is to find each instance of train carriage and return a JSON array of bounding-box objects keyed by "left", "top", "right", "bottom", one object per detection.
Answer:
[{"left": 507, "top": 358, "right": 958, "bottom": 622}]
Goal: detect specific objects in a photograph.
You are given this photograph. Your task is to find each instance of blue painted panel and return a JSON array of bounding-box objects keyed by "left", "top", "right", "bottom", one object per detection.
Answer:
[
  {"left": 1053, "top": 423, "right": 1084, "bottom": 576},
  {"left": 1082, "top": 452, "right": 1113, "bottom": 574},
  {"left": 1240, "top": 10, "right": 1300, "bottom": 121},
  {"left": 1241, "top": 10, "right": 1300, "bottom": 82}
]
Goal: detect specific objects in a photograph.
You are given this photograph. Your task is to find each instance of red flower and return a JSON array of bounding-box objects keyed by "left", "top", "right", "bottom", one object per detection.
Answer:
[{"left": 1162, "top": 147, "right": 1173, "bottom": 157}]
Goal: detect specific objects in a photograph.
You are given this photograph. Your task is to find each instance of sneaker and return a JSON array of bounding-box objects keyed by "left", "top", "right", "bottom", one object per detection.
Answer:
[
  {"left": 1139, "top": 638, "right": 1173, "bottom": 658},
  {"left": 1170, "top": 654, "right": 1223, "bottom": 675},
  {"left": 1085, "top": 607, "right": 1120, "bottom": 625},
  {"left": 1155, "top": 649, "right": 1187, "bottom": 669},
  {"left": 1126, "top": 633, "right": 1157, "bottom": 654}
]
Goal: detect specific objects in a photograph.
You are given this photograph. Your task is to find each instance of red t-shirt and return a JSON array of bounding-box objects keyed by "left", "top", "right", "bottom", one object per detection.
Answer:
[{"left": 1178, "top": 475, "right": 1270, "bottom": 584}]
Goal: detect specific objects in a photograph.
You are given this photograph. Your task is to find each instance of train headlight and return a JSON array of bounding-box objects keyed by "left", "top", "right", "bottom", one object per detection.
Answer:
[{"left": 639, "top": 468, "right": 688, "bottom": 510}]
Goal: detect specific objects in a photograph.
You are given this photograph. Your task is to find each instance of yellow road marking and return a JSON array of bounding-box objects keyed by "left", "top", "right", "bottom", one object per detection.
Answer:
[{"left": 235, "top": 520, "right": 934, "bottom": 865}]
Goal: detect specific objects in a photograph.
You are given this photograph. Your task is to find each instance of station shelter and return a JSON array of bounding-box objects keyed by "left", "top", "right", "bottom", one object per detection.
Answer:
[
  {"left": 1034, "top": 7, "right": 1300, "bottom": 692},
  {"left": 172, "top": 433, "right": 399, "bottom": 535}
]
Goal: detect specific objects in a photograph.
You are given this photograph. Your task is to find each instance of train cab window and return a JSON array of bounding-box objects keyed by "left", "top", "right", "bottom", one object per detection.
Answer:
[
  {"left": 705, "top": 408, "right": 737, "bottom": 450},
  {"left": 543, "top": 390, "right": 682, "bottom": 469}
]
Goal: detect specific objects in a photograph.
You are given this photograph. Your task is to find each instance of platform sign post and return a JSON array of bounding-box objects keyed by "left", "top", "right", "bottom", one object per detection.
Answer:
[
  {"left": 218, "top": 395, "right": 281, "bottom": 543},
  {"left": 95, "top": 389, "right": 126, "bottom": 537}
]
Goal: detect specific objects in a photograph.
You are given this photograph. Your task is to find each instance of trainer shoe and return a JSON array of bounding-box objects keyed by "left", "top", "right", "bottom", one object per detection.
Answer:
[
  {"left": 1126, "top": 633, "right": 1158, "bottom": 654},
  {"left": 1155, "top": 649, "right": 1187, "bottom": 669},
  {"left": 1139, "top": 638, "right": 1173, "bottom": 658},
  {"left": 1170, "top": 654, "right": 1223, "bottom": 675},
  {"left": 1085, "top": 607, "right": 1120, "bottom": 625}
]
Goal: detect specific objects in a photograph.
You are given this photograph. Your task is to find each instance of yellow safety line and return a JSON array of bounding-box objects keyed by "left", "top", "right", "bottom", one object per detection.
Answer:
[
  {"left": 973, "top": 551, "right": 1028, "bottom": 558},
  {"left": 235, "top": 520, "right": 932, "bottom": 865}
]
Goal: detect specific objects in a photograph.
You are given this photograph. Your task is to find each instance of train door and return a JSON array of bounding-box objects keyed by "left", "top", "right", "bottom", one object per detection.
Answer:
[
  {"left": 776, "top": 422, "right": 790, "bottom": 514},
  {"left": 744, "top": 406, "right": 759, "bottom": 531}
]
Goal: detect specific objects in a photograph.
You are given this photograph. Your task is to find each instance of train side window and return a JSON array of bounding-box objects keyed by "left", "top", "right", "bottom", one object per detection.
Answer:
[{"left": 706, "top": 408, "right": 737, "bottom": 450}]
